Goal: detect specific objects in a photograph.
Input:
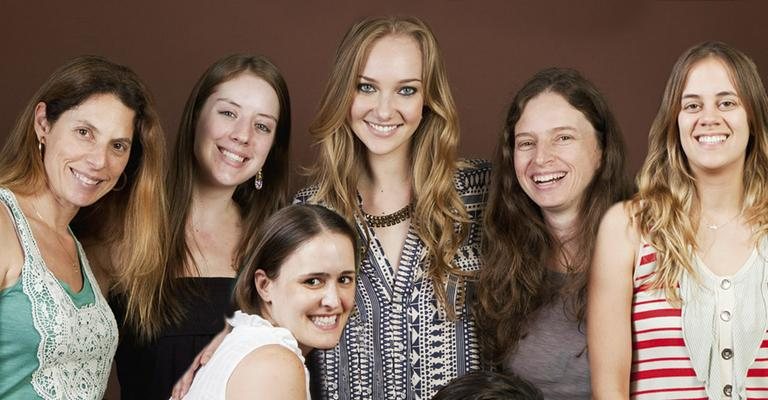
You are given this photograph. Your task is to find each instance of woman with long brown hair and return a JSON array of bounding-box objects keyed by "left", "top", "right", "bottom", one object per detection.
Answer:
[
  {"left": 589, "top": 42, "right": 768, "bottom": 399},
  {"left": 113, "top": 54, "right": 291, "bottom": 399},
  {"left": 0, "top": 55, "right": 166, "bottom": 399},
  {"left": 475, "top": 68, "right": 633, "bottom": 399}
]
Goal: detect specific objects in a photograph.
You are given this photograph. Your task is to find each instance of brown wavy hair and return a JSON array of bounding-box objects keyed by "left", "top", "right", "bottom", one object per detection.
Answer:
[
  {"left": 0, "top": 55, "right": 169, "bottom": 340},
  {"left": 475, "top": 68, "right": 634, "bottom": 367},
  {"left": 632, "top": 41, "right": 768, "bottom": 303},
  {"left": 234, "top": 204, "right": 359, "bottom": 315},
  {"left": 307, "top": 16, "right": 469, "bottom": 316},
  {"left": 129, "top": 54, "right": 293, "bottom": 340}
]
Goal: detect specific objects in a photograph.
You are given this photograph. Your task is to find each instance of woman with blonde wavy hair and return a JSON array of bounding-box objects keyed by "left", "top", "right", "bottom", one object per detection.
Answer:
[
  {"left": 589, "top": 41, "right": 768, "bottom": 399},
  {"left": 0, "top": 55, "right": 166, "bottom": 399},
  {"left": 292, "top": 15, "right": 490, "bottom": 400}
]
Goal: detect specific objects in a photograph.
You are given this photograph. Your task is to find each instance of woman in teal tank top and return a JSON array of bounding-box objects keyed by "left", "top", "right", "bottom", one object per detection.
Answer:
[{"left": 0, "top": 56, "right": 167, "bottom": 399}]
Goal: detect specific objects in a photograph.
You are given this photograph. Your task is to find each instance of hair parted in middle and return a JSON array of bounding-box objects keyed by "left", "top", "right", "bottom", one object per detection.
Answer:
[
  {"left": 307, "top": 15, "right": 469, "bottom": 317},
  {"left": 0, "top": 55, "right": 169, "bottom": 342},
  {"left": 632, "top": 41, "right": 768, "bottom": 304},
  {"left": 233, "top": 204, "right": 360, "bottom": 316},
  {"left": 475, "top": 67, "right": 634, "bottom": 367},
  {"left": 139, "top": 54, "right": 292, "bottom": 340}
]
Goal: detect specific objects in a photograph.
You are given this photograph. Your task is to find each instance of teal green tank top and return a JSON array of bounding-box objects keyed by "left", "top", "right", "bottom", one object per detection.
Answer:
[{"left": 0, "top": 188, "right": 117, "bottom": 399}]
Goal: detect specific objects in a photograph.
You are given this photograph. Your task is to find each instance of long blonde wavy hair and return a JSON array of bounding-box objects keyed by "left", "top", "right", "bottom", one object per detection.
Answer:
[
  {"left": 0, "top": 56, "right": 168, "bottom": 338},
  {"left": 633, "top": 41, "right": 768, "bottom": 303},
  {"left": 307, "top": 16, "right": 468, "bottom": 316}
]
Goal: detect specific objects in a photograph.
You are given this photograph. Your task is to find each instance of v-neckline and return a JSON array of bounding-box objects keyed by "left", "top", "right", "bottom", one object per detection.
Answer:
[{"left": 359, "top": 218, "right": 425, "bottom": 300}]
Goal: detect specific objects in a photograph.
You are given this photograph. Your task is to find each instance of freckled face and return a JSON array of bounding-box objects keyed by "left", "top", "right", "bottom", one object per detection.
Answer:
[
  {"left": 256, "top": 231, "right": 357, "bottom": 356},
  {"left": 677, "top": 57, "right": 750, "bottom": 176},
  {"left": 348, "top": 34, "right": 424, "bottom": 161},
  {"left": 35, "top": 93, "right": 135, "bottom": 209},
  {"left": 193, "top": 73, "right": 279, "bottom": 189},
  {"left": 513, "top": 92, "right": 602, "bottom": 219}
]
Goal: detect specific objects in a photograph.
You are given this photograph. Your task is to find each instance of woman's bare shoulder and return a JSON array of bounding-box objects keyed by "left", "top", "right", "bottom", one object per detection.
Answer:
[
  {"left": 0, "top": 202, "right": 24, "bottom": 289},
  {"left": 226, "top": 344, "right": 306, "bottom": 400}
]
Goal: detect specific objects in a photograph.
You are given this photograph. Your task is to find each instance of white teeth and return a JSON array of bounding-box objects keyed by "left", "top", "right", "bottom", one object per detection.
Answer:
[
  {"left": 72, "top": 169, "right": 100, "bottom": 185},
  {"left": 220, "top": 148, "right": 245, "bottom": 163},
  {"left": 311, "top": 315, "right": 337, "bottom": 327},
  {"left": 533, "top": 172, "right": 566, "bottom": 184},
  {"left": 367, "top": 121, "right": 398, "bottom": 133},
  {"left": 697, "top": 135, "right": 728, "bottom": 144}
]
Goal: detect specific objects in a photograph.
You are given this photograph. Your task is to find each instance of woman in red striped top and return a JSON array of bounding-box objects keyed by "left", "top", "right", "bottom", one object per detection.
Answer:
[{"left": 588, "top": 42, "right": 768, "bottom": 399}]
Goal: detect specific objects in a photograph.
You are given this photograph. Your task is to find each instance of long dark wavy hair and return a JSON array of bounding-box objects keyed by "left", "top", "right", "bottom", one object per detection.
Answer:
[{"left": 475, "top": 68, "right": 634, "bottom": 367}]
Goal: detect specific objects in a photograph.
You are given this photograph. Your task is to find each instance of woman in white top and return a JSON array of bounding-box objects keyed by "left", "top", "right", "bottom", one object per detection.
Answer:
[{"left": 183, "top": 204, "right": 359, "bottom": 400}]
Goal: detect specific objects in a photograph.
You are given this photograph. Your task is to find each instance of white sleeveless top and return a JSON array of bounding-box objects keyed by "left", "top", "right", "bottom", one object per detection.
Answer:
[{"left": 183, "top": 311, "right": 310, "bottom": 400}]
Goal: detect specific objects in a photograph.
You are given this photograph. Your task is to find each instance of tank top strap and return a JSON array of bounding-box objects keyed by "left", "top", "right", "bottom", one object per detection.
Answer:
[{"left": 0, "top": 187, "right": 45, "bottom": 264}]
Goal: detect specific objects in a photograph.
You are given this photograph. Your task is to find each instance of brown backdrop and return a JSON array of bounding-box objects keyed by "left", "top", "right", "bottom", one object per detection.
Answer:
[{"left": 1, "top": 1, "right": 766, "bottom": 183}]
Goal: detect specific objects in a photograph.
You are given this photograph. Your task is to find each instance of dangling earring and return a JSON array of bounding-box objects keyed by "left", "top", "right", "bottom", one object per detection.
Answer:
[
  {"left": 254, "top": 170, "right": 263, "bottom": 190},
  {"left": 112, "top": 172, "right": 127, "bottom": 192},
  {"left": 38, "top": 140, "right": 44, "bottom": 157}
]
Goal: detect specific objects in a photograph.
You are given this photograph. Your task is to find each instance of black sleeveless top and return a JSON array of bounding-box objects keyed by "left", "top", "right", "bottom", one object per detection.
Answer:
[{"left": 110, "top": 277, "right": 236, "bottom": 400}]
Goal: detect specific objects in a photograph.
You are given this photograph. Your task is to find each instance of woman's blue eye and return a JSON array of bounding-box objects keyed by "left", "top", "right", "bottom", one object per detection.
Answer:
[
  {"left": 398, "top": 87, "right": 417, "bottom": 96},
  {"left": 357, "top": 83, "right": 375, "bottom": 93}
]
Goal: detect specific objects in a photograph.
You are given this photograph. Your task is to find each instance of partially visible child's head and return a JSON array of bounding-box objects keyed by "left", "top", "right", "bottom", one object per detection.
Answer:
[{"left": 431, "top": 371, "right": 543, "bottom": 400}]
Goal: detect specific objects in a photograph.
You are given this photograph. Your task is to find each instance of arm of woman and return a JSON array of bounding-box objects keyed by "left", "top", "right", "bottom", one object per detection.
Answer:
[
  {"left": 588, "top": 202, "right": 638, "bottom": 399},
  {"left": 171, "top": 324, "right": 232, "bottom": 399},
  {"left": 226, "top": 344, "right": 307, "bottom": 400}
]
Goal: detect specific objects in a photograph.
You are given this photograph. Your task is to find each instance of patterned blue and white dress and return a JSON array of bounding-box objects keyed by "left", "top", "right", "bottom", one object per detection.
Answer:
[{"left": 294, "top": 160, "right": 490, "bottom": 400}]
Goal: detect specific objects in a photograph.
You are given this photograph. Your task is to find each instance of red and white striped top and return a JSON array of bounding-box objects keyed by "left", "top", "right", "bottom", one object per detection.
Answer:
[{"left": 631, "top": 244, "right": 768, "bottom": 400}]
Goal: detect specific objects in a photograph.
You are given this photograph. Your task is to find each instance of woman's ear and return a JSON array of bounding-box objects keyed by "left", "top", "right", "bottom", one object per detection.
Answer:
[
  {"left": 33, "top": 102, "right": 50, "bottom": 143},
  {"left": 254, "top": 269, "right": 272, "bottom": 304}
]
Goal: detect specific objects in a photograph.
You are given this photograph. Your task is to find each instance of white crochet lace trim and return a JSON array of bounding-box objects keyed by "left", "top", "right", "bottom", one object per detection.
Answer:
[{"left": 0, "top": 188, "right": 118, "bottom": 400}]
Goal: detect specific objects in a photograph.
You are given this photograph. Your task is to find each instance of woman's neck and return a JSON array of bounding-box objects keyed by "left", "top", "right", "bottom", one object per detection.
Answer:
[
  {"left": 542, "top": 208, "right": 580, "bottom": 273},
  {"left": 694, "top": 160, "right": 744, "bottom": 216},
  {"left": 190, "top": 182, "right": 239, "bottom": 227},
  {"left": 358, "top": 153, "right": 412, "bottom": 213},
  {"left": 25, "top": 189, "right": 79, "bottom": 231},
  {"left": 695, "top": 167, "right": 744, "bottom": 217}
]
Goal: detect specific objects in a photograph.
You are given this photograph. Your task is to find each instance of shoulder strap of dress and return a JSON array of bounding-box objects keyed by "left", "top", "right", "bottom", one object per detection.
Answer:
[{"left": 0, "top": 187, "right": 38, "bottom": 256}]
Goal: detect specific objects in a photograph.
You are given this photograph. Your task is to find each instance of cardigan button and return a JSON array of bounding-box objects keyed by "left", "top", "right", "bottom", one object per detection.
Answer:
[
  {"left": 721, "top": 279, "right": 732, "bottom": 290},
  {"left": 724, "top": 384, "right": 732, "bottom": 397},
  {"left": 722, "top": 348, "right": 733, "bottom": 360},
  {"left": 720, "top": 310, "right": 732, "bottom": 322}
]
